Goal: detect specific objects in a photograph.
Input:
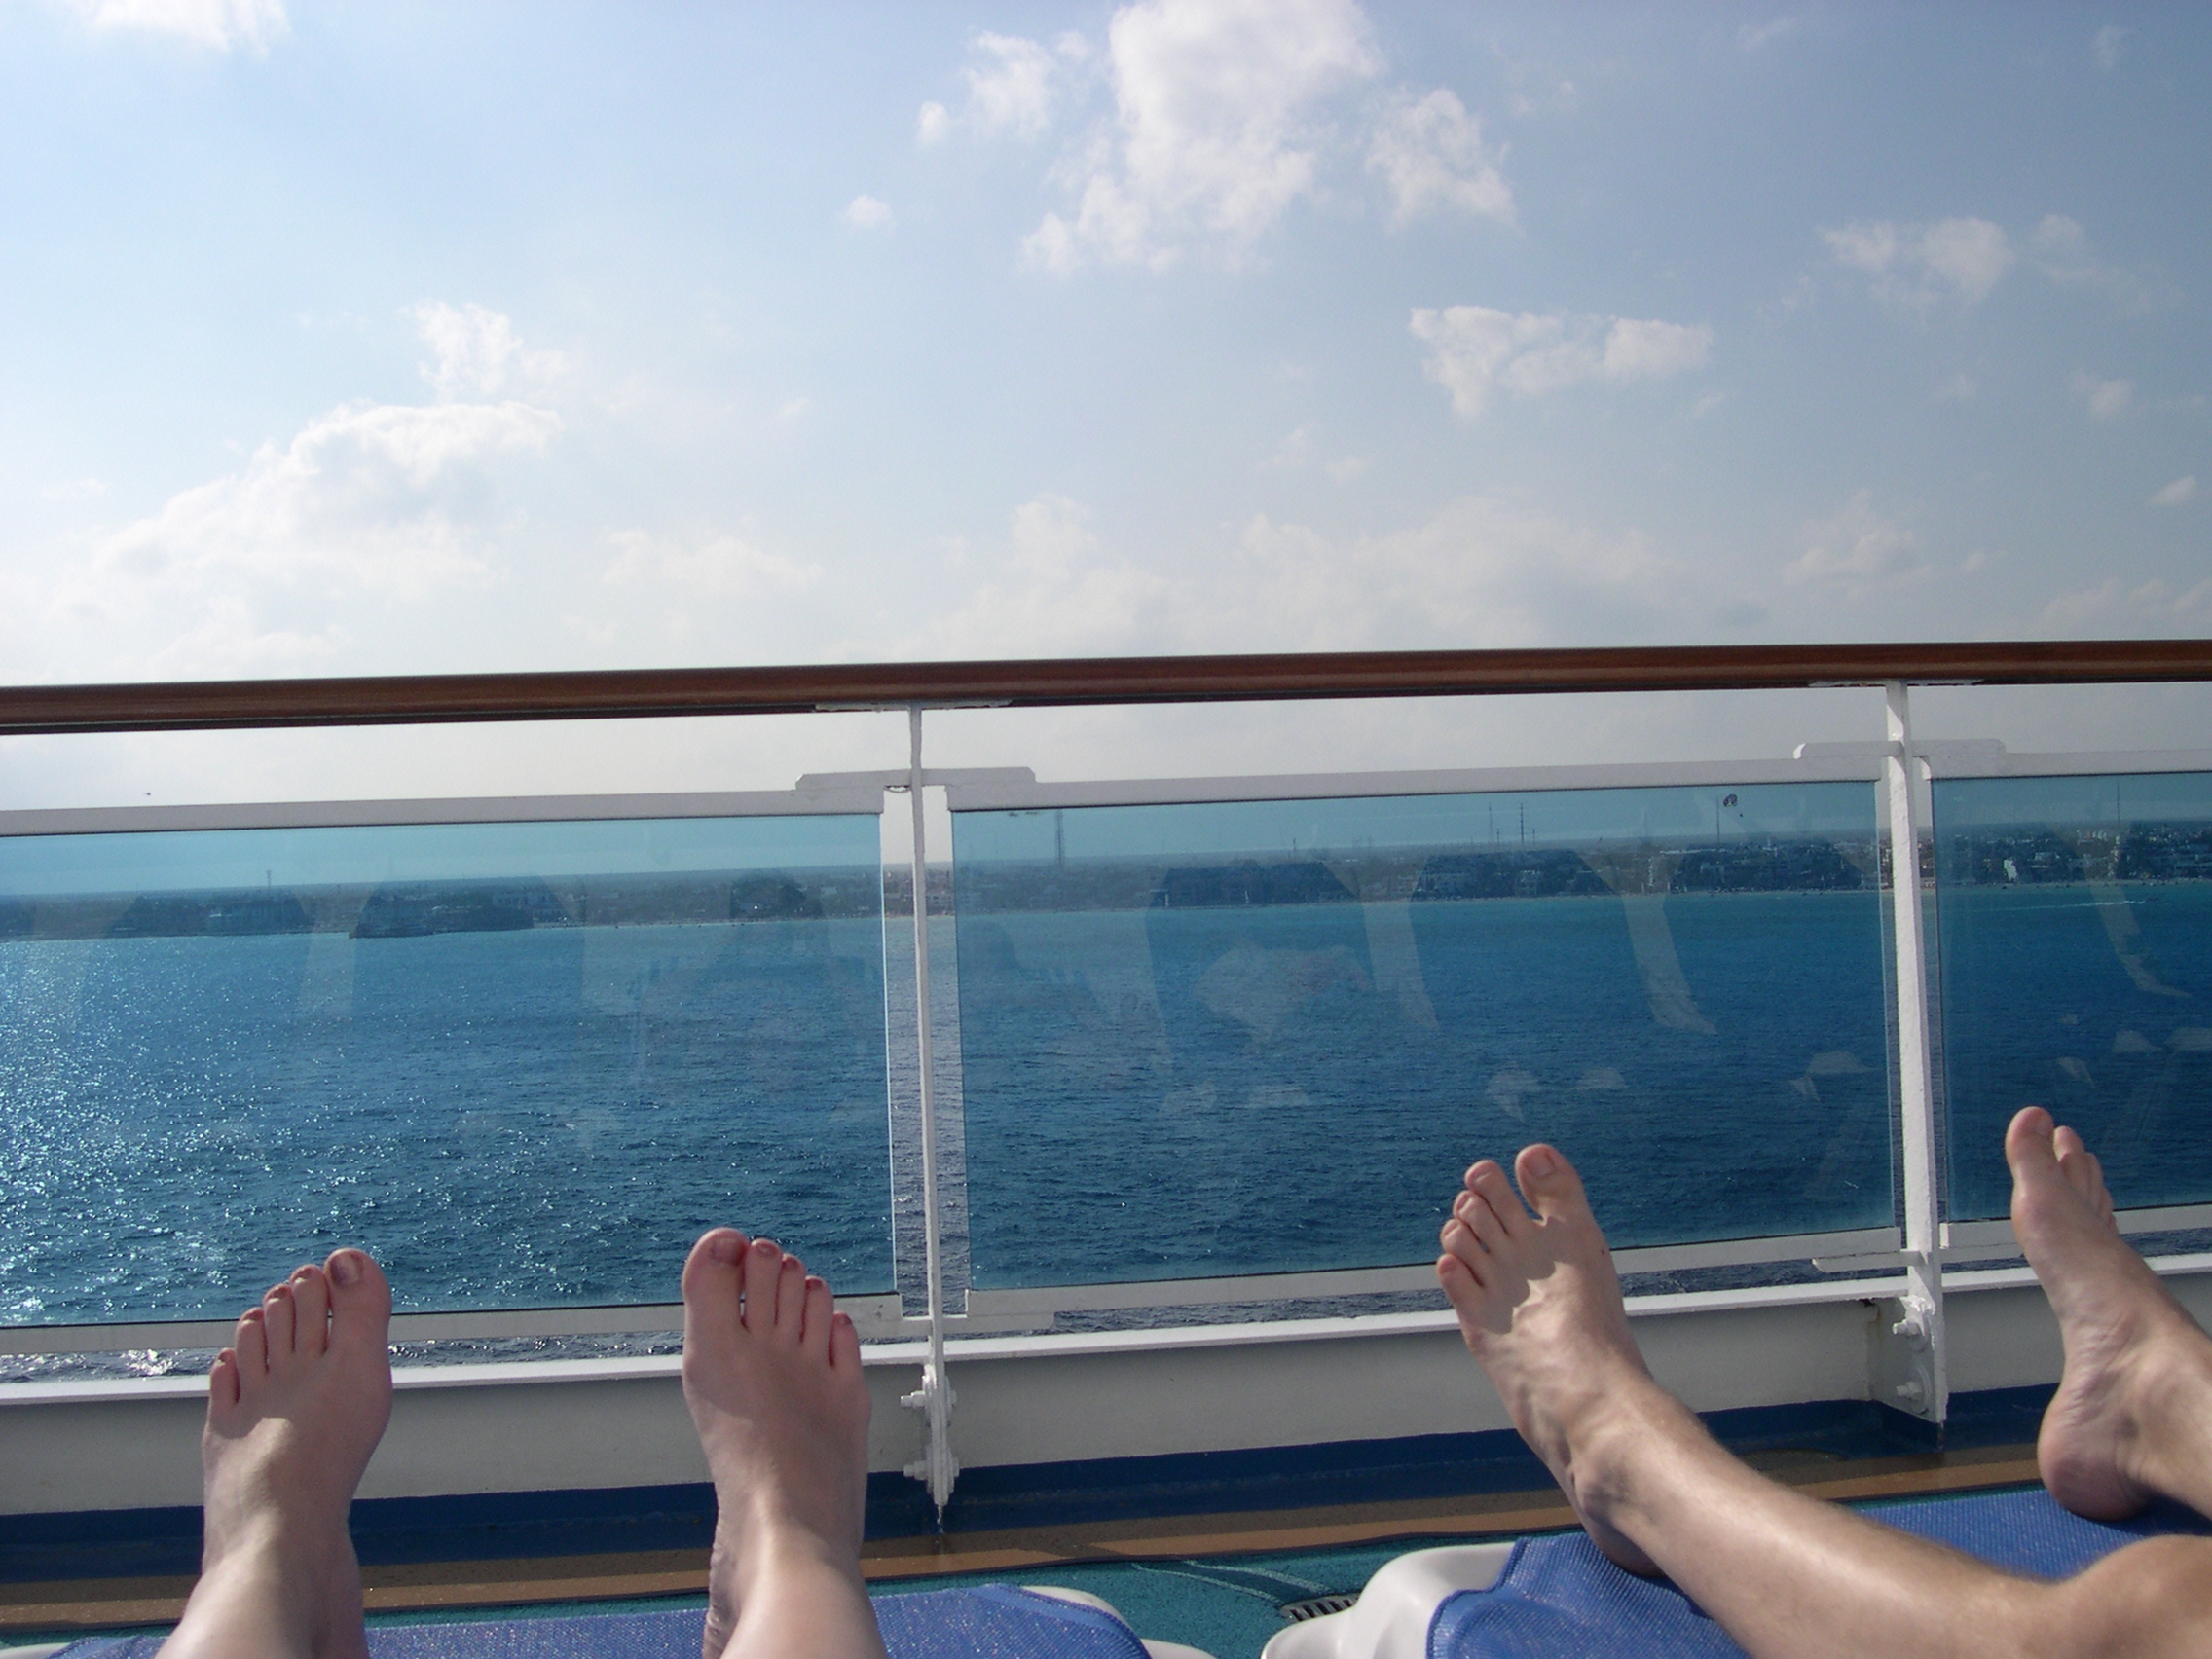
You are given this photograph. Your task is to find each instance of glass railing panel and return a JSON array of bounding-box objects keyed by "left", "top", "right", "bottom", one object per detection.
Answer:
[
  {"left": 1935, "top": 770, "right": 2212, "bottom": 1220},
  {"left": 0, "top": 809, "right": 891, "bottom": 1326},
  {"left": 951, "top": 780, "right": 1892, "bottom": 1289}
]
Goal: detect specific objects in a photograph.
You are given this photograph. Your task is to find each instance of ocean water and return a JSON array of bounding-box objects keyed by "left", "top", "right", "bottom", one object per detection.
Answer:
[
  {"left": 1940, "top": 884, "right": 2212, "bottom": 1218},
  {"left": 0, "top": 920, "right": 892, "bottom": 1325},
  {"left": 956, "top": 892, "right": 1896, "bottom": 1288},
  {"left": 5, "top": 883, "right": 2212, "bottom": 1332}
]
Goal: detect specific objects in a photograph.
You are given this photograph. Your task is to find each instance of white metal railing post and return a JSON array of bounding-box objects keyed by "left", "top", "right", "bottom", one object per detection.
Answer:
[
  {"left": 898, "top": 706, "right": 958, "bottom": 1511},
  {"left": 1882, "top": 681, "right": 1948, "bottom": 1423}
]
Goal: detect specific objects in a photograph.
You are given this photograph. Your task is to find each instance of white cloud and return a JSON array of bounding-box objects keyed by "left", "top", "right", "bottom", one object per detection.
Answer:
[
  {"left": 55, "top": 0, "right": 284, "bottom": 52},
  {"left": 2043, "top": 575, "right": 2212, "bottom": 629},
  {"left": 920, "top": 495, "right": 1175, "bottom": 656},
  {"left": 1936, "top": 373, "right": 1978, "bottom": 401},
  {"left": 2073, "top": 373, "right": 2132, "bottom": 420},
  {"left": 2152, "top": 476, "right": 2198, "bottom": 507},
  {"left": 1023, "top": 0, "right": 1381, "bottom": 272},
  {"left": 408, "top": 302, "right": 565, "bottom": 402},
  {"left": 603, "top": 530, "right": 821, "bottom": 598},
  {"left": 2092, "top": 24, "right": 2127, "bottom": 70},
  {"left": 842, "top": 194, "right": 896, "bottom": 231},
  {"left": 1784, "top": 493, "right": 1930, "bottom": 591},
  {"left": 1366, "top": 88, "right": 1513, "bottom": 227},
  {"left": 917, "top": 490, "right": 1685, "bottom": 661},
  {"left": 1823, "top": 216, "right": 2013, "bottom": 306},
  {"left": 919, "top": 30, "right": 1084, "bottom": 144},
  {"left": 966, "top": 32, "right": 1064, "bottom": 137},
  {"left": 2029, "top": 215, "right": 2161, "bottom": 313},
  {"left": 1410, "top": 306, "right": 1711, "bottom": 416},
  {"left": 89, "top": 399, "right": 561, "bottom": 603},
  {"left": 1737, "top": 17, "right": 1802, "bottom": 52},
  {"left": 1233, "top": 498, "right": 1679, "bottom": 649}
]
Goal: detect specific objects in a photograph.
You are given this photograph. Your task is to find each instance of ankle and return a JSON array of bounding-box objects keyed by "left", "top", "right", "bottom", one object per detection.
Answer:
[
  {"left": 731, "top": 1518, "right": 866, "bottom": 1603},
  {"left": 1562, "top": 1383, "right": 1704, "bottom": 1520}
]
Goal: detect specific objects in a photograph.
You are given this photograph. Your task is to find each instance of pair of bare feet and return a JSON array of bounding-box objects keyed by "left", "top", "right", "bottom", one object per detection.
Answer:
[
  {"left": 1439, "top": 1104, "right": 2212, "bottom": 1655},
  {"left": 157, "top": 1232, "right": 883, "bottom": 1659}
]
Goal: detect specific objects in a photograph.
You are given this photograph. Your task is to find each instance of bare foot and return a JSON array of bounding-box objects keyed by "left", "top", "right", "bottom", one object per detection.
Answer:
[
  {"left": 681, "top": 1231, "right": 880, "bottom": 1659},
  {"left": 2009, "top": 1105, "right": 2212, "bottom": 1520},
  {"left": 164, "top": 1249, "right": 392, "bottom": 1659},
  {"left": 1436, "top": 1145, "right": 1664, "bottom": 1574}
]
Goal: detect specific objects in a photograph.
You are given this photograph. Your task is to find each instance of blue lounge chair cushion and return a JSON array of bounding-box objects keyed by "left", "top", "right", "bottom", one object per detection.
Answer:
[
  {"left": 1428, "top": 1487, "right": 2212, "bottom": 1659},
  {"left": 52, "top": 1583, "right": 1151, "bottom": 1658}
]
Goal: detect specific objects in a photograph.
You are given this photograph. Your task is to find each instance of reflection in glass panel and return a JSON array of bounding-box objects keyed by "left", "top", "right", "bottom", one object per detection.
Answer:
[
  {"left": 952, "top": 784, "right": 1892, "bottom": 1288},
  {"left": 0, "top": 814, "right": 891, "bottom": 1324},
  {"left": 1936, "top": 772, "right": 2212, "bottom": 1220}
]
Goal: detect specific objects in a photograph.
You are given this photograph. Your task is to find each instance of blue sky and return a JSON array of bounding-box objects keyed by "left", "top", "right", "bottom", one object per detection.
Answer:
[{"left": 1, "top": 1, "right": 2206, "bottom": 808}]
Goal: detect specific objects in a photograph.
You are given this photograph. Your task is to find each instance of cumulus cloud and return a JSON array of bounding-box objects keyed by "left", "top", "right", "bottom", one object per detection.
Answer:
[
  {"left": 1232, "top": 498, "right": 1679, "bottom": 648},
  {"left": 1824, "top": 216, "right": 2013, "bottom": 306},
  {"left": 922, "top": 495, "right": 1177, "bottom": 656},
  {"left": 603, "top": 530, "right": 821, "bottom": 597},
  {"left": 2092, "top": 24, "right": 2127, "bottom": 70},
  {"left": 1410, "top": 306, "right": 1711, "bottom": 416},
  {"left": 842, "top": 194, "right": 896, "bottom": 231},
  {"left": 919, "top": 31, "right": 1091, "bottom": 144},
  {"left": 918, "top": 490, "right": 1685, "bottom": 660},
  {"left": 1023, "top": 0, "right": 1381, "bottom": 272},
  {"left": 408, "top": 302, "right": 565, "bottom": 401},
  {"left": 55, "top": 0, "right": 285, "bottom": 52},
  {"left": 2030, "top": 215, "right": 2162, "bottom": 313},
  {"left": 1366, "top": 88, "right": 1513, "bottom": 227},
  {"left": 2152, "top": 476, "right": 2198, "bottom": 507},
  {"left": 91, "top": 399, "right": 560, "bottom": 602},
  {"left": 1783, "top": 493, "right": 1929, "bottom": 591},
  {"left": 2073, "top": 373, "right": 2133, "bottom": 420},
  {"left": 2043, "top": 575, "right": 2212, "bottom": 629}
]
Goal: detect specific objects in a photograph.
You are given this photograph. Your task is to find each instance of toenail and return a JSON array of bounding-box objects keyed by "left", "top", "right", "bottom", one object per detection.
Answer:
[
  {"left": 331, "top": 1253, "right": 362, "bottom": 1287},
  {"left": 709, "top": 1234, "right": 745, "bottom": 1264},
  {"left": 1525, "top": 1147, "right": 1557, "bottom": 1176}
]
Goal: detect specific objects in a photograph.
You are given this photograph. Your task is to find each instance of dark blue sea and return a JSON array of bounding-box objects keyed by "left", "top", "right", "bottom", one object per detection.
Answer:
[{"left": 4, "top": 886, "right": 2211, "bottom": 1331}]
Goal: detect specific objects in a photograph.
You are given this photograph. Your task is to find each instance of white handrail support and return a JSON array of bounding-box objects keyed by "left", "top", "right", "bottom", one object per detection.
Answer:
[
  {"left": 898, "top": 707, "right": 959, "bottom": 1512},
  {"left": 1883, "top": 682, "right": 1949, "bottom": 1422}
]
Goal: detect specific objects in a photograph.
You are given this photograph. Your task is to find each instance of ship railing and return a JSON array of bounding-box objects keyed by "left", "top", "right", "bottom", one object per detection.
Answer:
[{"left": 5, "top": 642, "right": 2212, "bottom": 1513}]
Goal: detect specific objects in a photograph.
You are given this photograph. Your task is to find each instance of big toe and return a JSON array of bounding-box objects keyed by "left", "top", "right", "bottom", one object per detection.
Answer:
[
  {"left": 1515, "top": 1144, "right": 1595, "bottom": 1225},
  {"left": 322, "top": 1249, "right": 392, "bottom": 1357},
  {"left": 2006, "top": 1106, "right": 2061, "bottom": 1179},
  {"left": 682, "top": 1229, "right": 750, "bottom": 1308}
]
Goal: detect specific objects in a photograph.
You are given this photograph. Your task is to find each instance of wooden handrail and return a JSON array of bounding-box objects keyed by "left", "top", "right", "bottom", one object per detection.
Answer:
[{"left": 1, "top": 641, "right": 2207, "bottom": 736}]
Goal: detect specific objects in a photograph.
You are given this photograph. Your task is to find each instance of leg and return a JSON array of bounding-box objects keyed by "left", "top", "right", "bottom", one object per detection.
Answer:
[
  {"left": 2007, "top": 1104, "right": 2212, "bottom": 1519},
  {"left": 159, "top": 1250, "right": 393, "bottom": 1659},
  {"left": 1437, "top": 1145, "right": 2212, "bottom": 1658},
  {"left": 681, "top": 1230, "right": 886, "bottom": 1659}
]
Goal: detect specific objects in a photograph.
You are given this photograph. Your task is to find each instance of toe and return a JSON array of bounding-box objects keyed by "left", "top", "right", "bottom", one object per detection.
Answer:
[
  {"left": 741, "top": 1238, "right": 783, "bottom": 1332},
  {"left": 682, "top": 1229, "right": 750, "bottom": 1312},
  {"left": 1467, "top": 1163, "right": 1528, "bottom": 1234},
  {"left": 2007, "top": 1106, "right": 2059, "bottom": 1175},
  {"left": 1462, "top": 1190, "right": 1510, "bottom": 1252},
  {"left": 1514, "top": 1144, "right": 1593, "bottom": 1224},
  {"left": 262, "top": 1282, "right": 298, "bottom": 1366},
  {"left": 774, "top": 1255, "right": 807, "bottom": 1339},
  {"left": 830, "top": 1310, "right": 862, "bottom": 1374},
  {"left": 1441, "top": 1217, "right": 1489, "bottom": 1284},
  {"left": 1436, "top": 1249, "right": 1489, "bottom": 1323},
  {"left": 323, "top": 1248, "right": 393, "bottom": 1357},
  {"left": 290, "top": 1267, "right": 331, "bottom": 1358},
  {"left": 209, "top": 1349, "right": 240, "bottom": 1417},
  {"left": 800, "top": 1276, "right": 834, "bottom": 1359},
  {"left": 235, "top": 1309, "right": 269, "bottom": 1386}
]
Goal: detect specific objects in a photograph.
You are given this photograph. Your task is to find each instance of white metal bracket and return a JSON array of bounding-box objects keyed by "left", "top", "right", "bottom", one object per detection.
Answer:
[
  {"left": 901, "top": 706, "right": 960, "bottom": 1514},
  {"left": 1880, "top": 682, "right": 1949, "bottom": 1425}
]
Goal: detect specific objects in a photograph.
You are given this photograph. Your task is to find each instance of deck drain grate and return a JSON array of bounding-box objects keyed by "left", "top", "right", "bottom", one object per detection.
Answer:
[{"left": 1278, "top": 1593, "right": 1359, "bottom": 1623}]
